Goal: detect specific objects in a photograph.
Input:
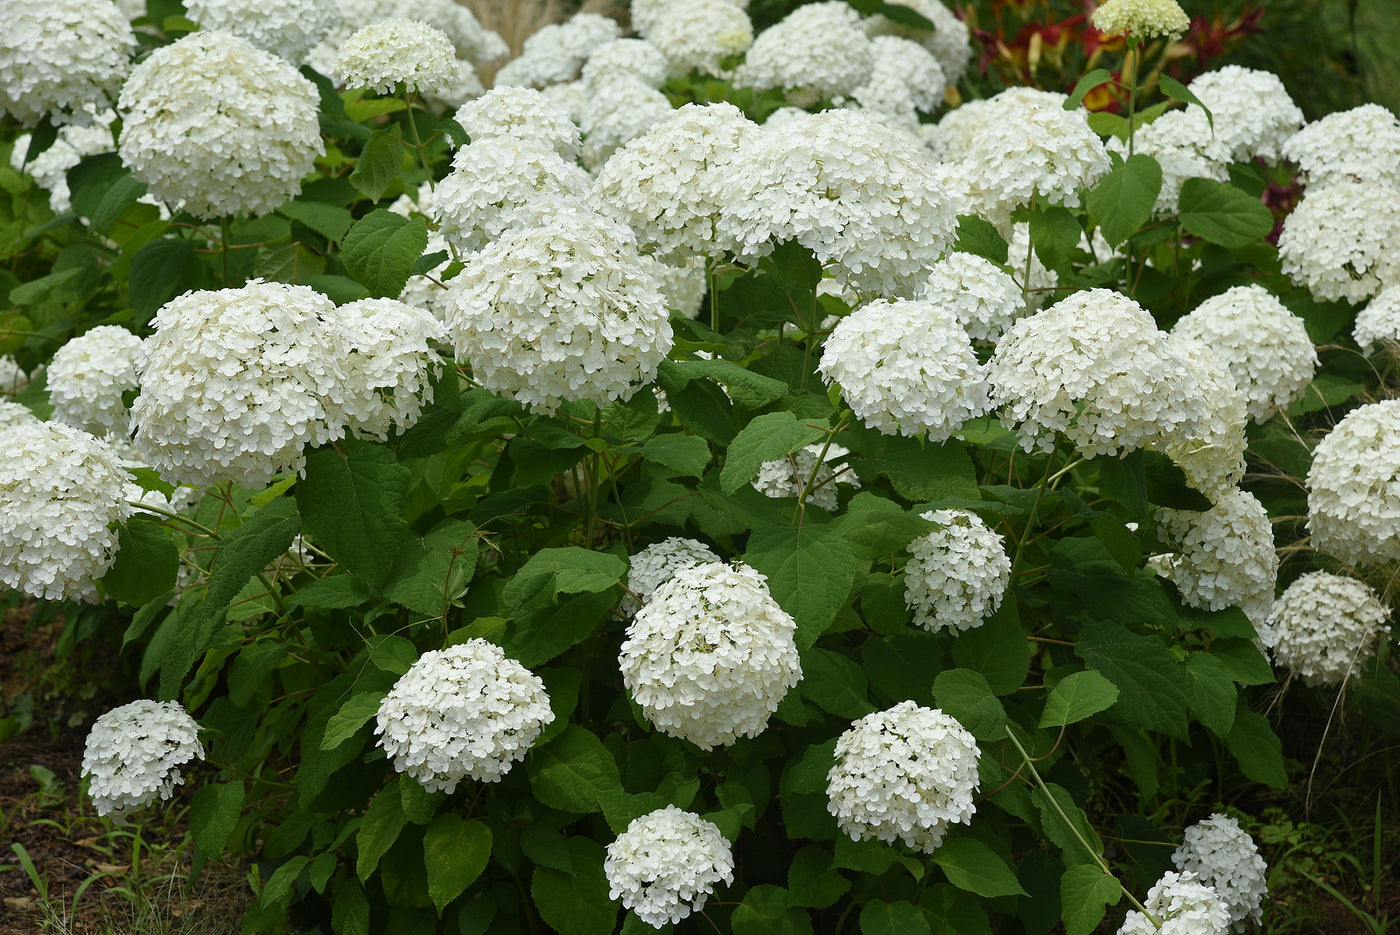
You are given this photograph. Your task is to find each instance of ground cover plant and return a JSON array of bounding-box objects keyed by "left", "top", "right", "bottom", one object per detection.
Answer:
[{"left": 2, "top": 0, "right": 1400, "bottom": 932}]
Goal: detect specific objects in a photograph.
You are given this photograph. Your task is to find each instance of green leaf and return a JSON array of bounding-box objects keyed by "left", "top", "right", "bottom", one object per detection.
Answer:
[
  {"left": 1208, "top": 639, "right": 1276, "bottom": 686},
  {"left": 103, "top": 515, "right": 179, "bottom": 606},
  {"left": 1028, "top": 204, "right": 1082, "bottom": 270},
  {"left": 951, "top": 602, "right": 1030, "bottom": 695},
  {"left": 1158, "top": 74, "right": 1212, "bottom": 130},
  {"left": 321, "top": 691, "right": 387, "bottom": 751},
  {"left": 1088, "top": 154, "right": 1162, "bottom": 246},
  {"left": 720, "top": 411, "right": 827, "bottom": 494},
  {"left": 424, "top": 816, "right": 491, "bottom": 913},
  {"left": 88, "top": 173, "right": 149, "bottom": 235},
  {"left": 289, "top": 575, "right": 372, "bottom": 609},
  {"left": 528, "top": 724, "right": 623, "bottom": 814},
  {"left": 932, "top": 669, "right": 1006, "bottom": 741},
  {"left": 788, "top": 846, "right": 848, "bottom": 909},
  {"left": 1178, "top": 178, "right": 1274, "bottom": 247},
  {"left": 874, "top": 1, "right": 936, "bottom": 30},
  {"left": 849, "top": 435, "right": 979, "bottom": 502},
  {"left": 296, "top": 445, "right": 409, "bottom": 589},
  {"left": 744, "top": 524, "right": 861, "bottom": 648},
  {"left": 1064, "top": 68, "right": 1114, "bottom": 111},
  {"left": 732, "top": 885, "right": 814, "bottom": 935},
  {"left": 860, "top": 900, "right": 930, "bottom": 935},
  {"left": 1226, "top": 701, "right": 1286, "bottom": 788},
  {"left": 128, "top": 238, "right": 201, "bottom": 319},
  {"left": 348, "top": 129, "right": 407, "bottom": 201},
  {"left": 1074, "top": 622, "right": 1189, "bottom": 738},
  {"left": 356, "top": 786, "right": 406, "bottom": 880},
  {"left": 1060, "top": 864, "right": 1121, "bottom": 935},
  {"left": 1184, "top": 653, "right": 1237, "bottom": 737},
  {"left": 530, "top": 838, "right": 616, "bottom": 935},
  {"left": 1031, "top": 782, "right": 1102, "bottom": 862},
  {"left": 384, "top": 518, "right": 479, "bottom": 617},
  {"left": 934, "top": 838, "right": 1027, "bottom": 898},
  {"left": 340, "top": 209, "right": 428, "bottom": 298},
  {"left": 953, "top": 216, "right": 1009, "bottom": 265},
  {"left": 1038, "top": 671, "right": 1120, "bottom": 729},
  {"left": 661, "top": 358, "right": 789, "bottom": 410},
  {"left": 639, "top": 433, "right": 711, "bottom": 478},
  {"left": 189, "top": 781, "right": 244, "bottom": 857},
  {"left": 279, "top": 200, "right": 354, "bottom": 242},
  {"left": 801, "top": 647, "right": 874, "bottom": 718}
]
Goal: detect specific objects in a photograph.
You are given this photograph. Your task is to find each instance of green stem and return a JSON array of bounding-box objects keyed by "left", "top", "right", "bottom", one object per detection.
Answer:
[
  {"left": 127, "top": 500, "right": 220, "bottom": 538},
  {"left": 586, "top": 409, "right": 603, "bottom": 546},
  {"left": 792, "top": 415, "right": 849, "bottom": 526},
  {"left": 403, "top": 87, "right": 436, "bottom": 194},
  {"left": 1010, "top": 452, "right": 1057, "bottom": 574},
  {"left": 708, "top": 259, "right": 722, "bottom": 332},
  {"left": 219, "top": 216, "right": 231, "bottom": 287}
]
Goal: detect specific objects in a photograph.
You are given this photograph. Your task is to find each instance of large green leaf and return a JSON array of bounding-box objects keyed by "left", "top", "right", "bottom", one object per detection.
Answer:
[
  {"left": 384, "top": 518, "right": 479, "bottom": 617},
  {"left": 501, "top": 548, "right": 627, "bottom": 666},
  {"left": 189, "top": 781, "right": 244, "bottom": 858},
  {"left": 103, "top": 514, "right": 180, "bottom": 606},
  {"left": 321, "top": 691, "right": 388, "bottom": 751},
  {"left": 356, "top": 786, "right": 406, "bottom": 880},
  {"left": 743, "top": 523, "right": 861, "bottom": 648},
  {"left": 424, "top": 816, "right": 491, "bottom": 913},
  {"left": 1178, "top": 177, "right": 1274, "bottom": 247},
  {"left": 296, "top": 444, "right": 409, "bottom": 589},
  {"left": 953, "top": 214, "right": 1009, "bottom": 265},
  {"left": 732, "top": 885, "right": 814, "bottom": 935},
  {"left": 530, "top": 838, "right": 616, "bottom": 935},
  {"left": 1038, "top": 670, "right": 1120, "bottom": 729},
  {"left": 340, "top": 209, "right": 427, "bottom": 298},
  {"left": 1184, "top": 652, "right": 1237, "bottom": 737},
  {"left": 934, "top": 838, "right": 1027, "bottom": 898},
  {"left": 1031, "top": 782, "right": 1102, "bottom": 862},
  {"left": 951, "top": 601, "right": 1030, "bottom": 695},
  {"left": 1060, "top": 864, "right": 1121, "bottom": 935},
  {"left": 527, "top": 724, "right": 623, "bottom": 814},
  {"left": 720, "top": 411, "right": 827, "bottom": 494},
  {"left": 787, "top": 846, "right": 848, "bottom": 909},
  {"left": 1226, "top": 701, "right": 1286, "bottom": 788},
  {"left": 128, "top": 237, "right": 201, "bottom": 319},
  {"left": 860, "top": 900, "right": 930, "bottom": 935},
  {"left": 849, "top": 435, "right": 979, "bottom": 502},
  {"left": 1088, "top": 154, "right": 1161, "bottom": 246},
  {"left": 1074, "top": 622, "right": 1189, "bottom": 738},
  {"left": 348, "top": 129, "right": 406, "bottom": 201},
  {"left": 800, "top": 647, "right": 874, "bottom": 718},
  {"left": 660, "top": 358, "right": 789, "bottom": 410},
  {"left": 933, "top": 669, "right": 1006, "bottom": 741}
]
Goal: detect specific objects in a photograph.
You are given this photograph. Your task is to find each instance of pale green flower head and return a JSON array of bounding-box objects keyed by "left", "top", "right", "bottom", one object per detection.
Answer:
[{"left": 1091, "top": 0, "right": 1191, "bottom": 40}]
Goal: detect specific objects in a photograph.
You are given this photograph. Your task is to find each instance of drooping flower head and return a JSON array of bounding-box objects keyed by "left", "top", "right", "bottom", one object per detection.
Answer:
[
  {"left": 1353, "top": 285, "right": 1400, "bottom": 356},
  {"left": 604, "top": 806, "right": 735, "bottom": 928},
  {"left": 1172, "top": 814, "right": 1269, "bottom": 930},
  {"left": 1269, "top": 571, "right": 1389, "bottom": 688},
  {"left": 332, "top": 18, "right": 456, "bottom": 95},
  {"left": 1307, "top": 399, "right": 1400, "bottom": 566},
  {"left": 375, "top": 640, "right": 554, "bottom": 791},
  {"left": 1117, "top": 871, "right": 1230, "bottom": 935},
  {"left": 903, "top": 510, "right": 1011, "bottom": 633},
  {"left": 47, "top": 325, "right": 144, "bottom": 438},
  {"left": 81, "top": 700, "right": 204, "bottom": 817},
  {"left": 826, "top": 701, "right": 981, "bottom": 853},
  {"left": 1154, "top": 487, "right": 1278, "bottom": 628},
  {"left": 0, "top": 0, "right": 134, "bottom": 126}
]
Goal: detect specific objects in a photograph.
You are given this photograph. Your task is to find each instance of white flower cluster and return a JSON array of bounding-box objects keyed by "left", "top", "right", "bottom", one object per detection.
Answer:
[
  {"left": 735, "top": 2, "right": 872, "bottom": 108},
  {"left": 433, "top": 136, "right": 592, "bottom": 256},
  {"left": 47, "top": 325, "right": 144, "bottom": 438},
  {"left": 1277, "top": 180, "right": 1400, "bottom": 304},
  {"left": 81, "top": 700, "right": 204, "bottom": 817},
  {"left": 332, "top": 298, "right": 446, "bottom": 441},
  {"left": 1171, "top": 285, "right": 1316, "bottom": 422},
  {"left": 1172, "top": 814, "right": 1269, "bottom": 930},
  {"left": 118, "top": 31, "right": 322, "bottom": 219},
  {"left": 642, "top": 254, "right": 708, "bottom": 319},
  {"left": 1156, "top": 336, "right": 1248, "bottom": 498},
  {"left": 493, "top": 12, "right": 620, "bottom": 88},
  {"left": 333, "top": 18, "right": 456, "bottom": 95},
  {"left": 752, "top": 443, "right": 860, "bottom": 513},
  {"left": 620, "top": 561, "right": 801, "bottom": 750},
  {"left": 1354, "top": 285, "right": 1400, "bottom": 356},
  {"left": 1269, "top": 571, "right": 1389, "bottom": 688},
  {"left": 0, "top": 0, "right": 134, "bottom": 126},
  {"left": 0, "top": 356, "right": 30, "bottom": 394},
  {"left": 604, "top": 806, "right": 734, "bottom": 928},
  {"left": 717, "top": 109, "right": 958, "bottom": 297},
  {"left": 0, "top": 422, "right": 136, "bottom": 600},
  {"left": 624, "top": 537, "right": 721, "bottom": 618},
  {"left": 1108, "top": 108, "right": 1228, "bottom": 213},
  {"left": 375, "top": 640, "right": 553, "bottom": 791},
  {"left": 903, "top": 510, "right": 1011, "bottom": 633},
  {"left": 579, "top": 75, "right": 674, "bottom": 169},
  {"left": 454, "top": 86, "right": 581, "bottom": 159},
  {"left": 595, "top": 102, "right": 756, "bottom": 262},
  {"left": 185, "top": 0, "right": 339, "bottom": 65},
  {"left": 339, "top": 0, "right": 508, "bottom": 64},
  {"left": 1091, "top": 0, "right": 1191, "bottom": 40},
  {"left": 580, "top": 38, "right": 666, "bottom": 88},
  {"left": 919, "top": 253, "right": 1025, "bottom": 343},
  {"left": 818, "top": 298, "right": 990, "bottom": 441},
  {"left": 446, "top": 210, "right": 672, "bottom": 414},
  {"left": 1307, "top": 399, "right": 1400, "bottom": 566},
  {"left": 646, "top": 0, "right": 753, "bottom": 79},
  {"left": 1284, "top": 104, "right": 1400, "bottom": 190},
  {"left": 863, "top": 0, "right": 971, "bottom": 87},
  {"left": 1186, "top": 66, "right": 1303, "bottom": 164},
  {"left": 1154, "top": 488, "right": 1277, "bottom": 626},
  {"left": 10, "top": 118, "right": 117, "bottom": 216},
  {"left": 845, "top": 36, "right": 946, "bottom": 133},
  {"left": 0, "top": 401, "right": 36, "bottom": 432},
  {"left": 826, "top": 701, "right": 980, "bottom": 853},
  {"left": 1118, "top": 871, "right": 1230, "bottom": 935}
]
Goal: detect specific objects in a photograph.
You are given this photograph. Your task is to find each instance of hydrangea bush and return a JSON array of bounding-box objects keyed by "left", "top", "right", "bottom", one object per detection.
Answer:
[{"left": 1, "top": 0, "right": 1397, "bottom": 932}]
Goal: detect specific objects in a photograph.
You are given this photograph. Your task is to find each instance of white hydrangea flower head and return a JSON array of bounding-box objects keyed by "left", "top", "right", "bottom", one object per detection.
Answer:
[
  {"left": 903, "top": 510, "right": 1011, "bottom": 633},
  {"left": 0, "top": 422, "right": 136, "bottom": 600},
  {"left": 0, "top": 356, "right": 30, "bottom": 394},
  {"left": 131, "top": 281, "right": 349, "bottom": 488},
  {"left": 647, "top": 0, "right": 753, "bottom": 79},
  {"left": 453, "top": 86, "right": 581, "bottom": 160},
  {"left": 1283, "top": 104, "right": 1400, "bottom": 190},
  {"left": 396, "top": 237, "right": 455, "bottom": 325},
  {"left": 81, "top": 700, "right": 204, "bottom": 817},
  {"left": 1172, "top": 814, "right": 1269, "bottom": 930},
  {"left": 1091, "top": 0, "right": 1191, "bottom": 40},
  {"left": 493, "top": 12, "right": 621, "bottom": 88},
  {"left": 375, "top": 640, "right": 553, "bottom": 791},
  {"left": 579, "top": 77, "right": 674, "bottom": 170},
  {"left": 1353, "top": 284, "right": 1400, "bottom": 356},
  {"left": 446, "top": 210, "right": 673, "bottom": 414},
  {"left": 624, "top": 538, "right": 722, "bottom": 618},
  {"left": 605, "top": 806, "right": 735, "bottom": 928},
  {"left": 595, "top": 102, "right": 757, "bottom": 262},
  {"left": 1155, "top": 488, "right": 1277, "bottom": 626},
  {"left": 1307, "top": 399, "right": 1400, "bottom": 565},
  {"left": 185, "top": 0, "right": 340, "bottom": 65},
  {"left": 0, "top": 0, "right": 134, "bottom": 126},
  {"left": 716, "top": 109, "right": 958, "bottom": 298},
  {"left": 1277, "top": 180, "right": 1400, "bottom": 304},
  {"left": 989, "top": 289, "right": 1196, "bottom": 458},
  {"left": 818, "top": 298, "right": 991, "bottom": 440},
  {"left": 1185, "top": 66, "right": 1303, "bottom": 164},
  {"left": 118, "top": 31, "right": 322, "bottom": 219},
  {"left": 640, "top": 254, "right": 708, "bottom": 320},
  {"left": 326, "top": 0, "right": 506, "bottom": 65},
  {"left": 332, "top": 18, "right": 456, "bottom": 95},
  {"left": 581, "top": 38, "right": 668, "bottom": 88},
  {"left": 1153, "top": 335, "right": 1248, "bottom": 498},
  {"left": 752, "top": 443, "right": 861, "bottom": 513},
  {"left": 1108, "top": 108, "right": 1228, "bottom": 212},
  {"left": 47, "top": 325, "right": 144, "bottom": 438},
  {"left": 620, "top": 561, "right": 801, "bottom": 750},
  {"left": 826, "top": 700, "right": 980, "bottom": 853},
  {"left": 863, "top": 0, "right": 971, "bottom": 86},
  {"left": 1171, "top": 285, "right": 1317, "bottom": 422},
  {"left": 631, "top": 0, "right": 749, "bottom": 39},
  {"left": 1118, "top": 871, "right": 1230, "bottom": 935},
  {"left": 325, "top": 298, "right": 446, "bottom": 441},
  {"left": 849, "top": 35, "right": 946, "bottom": 120},
  {"left": 919, "top": 252, "right": 1025, "bottom": 343},
  {"left": 951, "top": 89, "right": 1110, "bottom": 212},
  {"left": 734, "top": 1, "right": 873, "bottom": 108},
  {"left": 432, "top": 136, "right": 593, "bottom": 255},
  {"left": 1007, "top": 222, "right": 1059, "bottom": 311},
  {"left": 1269, "top": 571, "right": 1389, "bottom": 688},
  {"left": 924, "top": 91, "right": 1042, "bottom": 163},
  {"left": 10, "top": 118, "right": 117, "bottom": 215},
  {"left": 420, "top": 58, "right": 485, "bottom": 110},
  {"left": 541, "top": 80, "right": 589, "bottom": 124},
  {"left": 0, "top": 401, "right": 37, "bottom": 432}
]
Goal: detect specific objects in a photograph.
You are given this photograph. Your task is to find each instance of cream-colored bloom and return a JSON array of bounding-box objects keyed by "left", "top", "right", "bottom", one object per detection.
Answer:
[{"left": 1092, "top": 0, "right": 1190, "bottom": 40}]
